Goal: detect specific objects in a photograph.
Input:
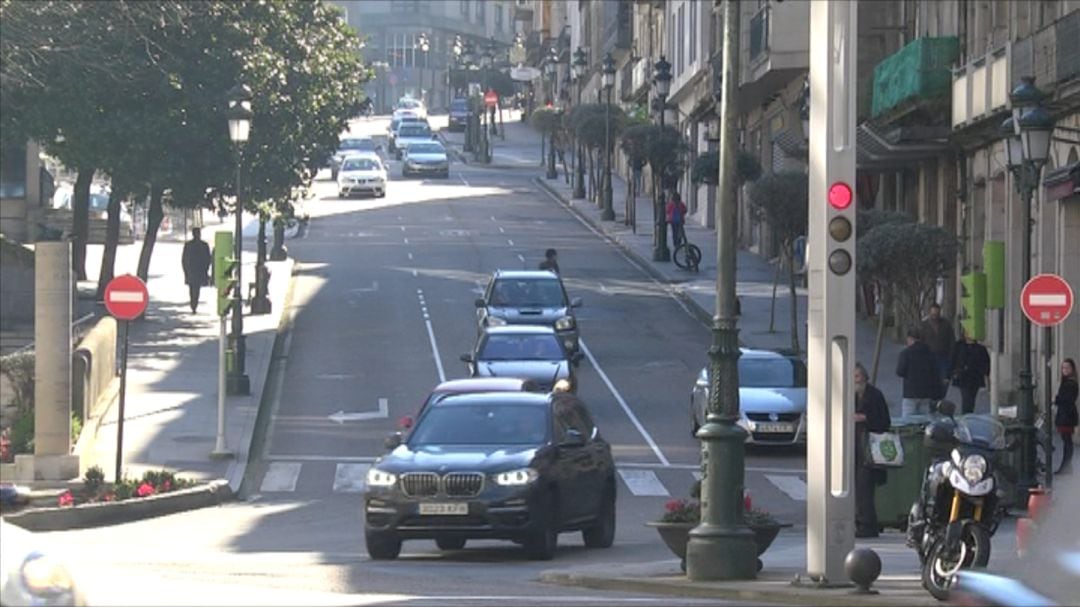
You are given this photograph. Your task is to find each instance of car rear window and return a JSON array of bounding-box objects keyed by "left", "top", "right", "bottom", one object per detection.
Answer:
[
  {"left": 399, "top": 126, "right": 431, "bottom": 137},
  {"left": 451, "top": 100, "right": 468, "bottom": 111},
  {"left": 738, "top": 358, "right": 798, "bottom": 388},
  {"left": 409, "top": 403, "right": 549, "bottom": 445},
  {"left": 339, "top": 139, "right": 374, "bottom": 151},
  {"left": 480, "top": 334, "right": 563, "bottom": 361},
  {"left": 406, "top": 143, "right": 442, "bottom": 155}
]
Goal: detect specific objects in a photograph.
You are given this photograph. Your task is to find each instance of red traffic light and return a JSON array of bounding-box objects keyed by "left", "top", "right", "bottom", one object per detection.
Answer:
[{"left": 828, "top": 182, "right": 853, "bottom": 210}]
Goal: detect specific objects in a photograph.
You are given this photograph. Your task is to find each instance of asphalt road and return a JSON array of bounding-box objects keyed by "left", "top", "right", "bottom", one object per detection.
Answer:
[{"left": 43, "top": 114, "right": 803, "bottom": 606}]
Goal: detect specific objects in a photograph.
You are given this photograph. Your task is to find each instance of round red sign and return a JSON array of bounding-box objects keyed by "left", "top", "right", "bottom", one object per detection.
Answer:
[
  {"left": 104, "top": 274, "right": 149, "bottom": 321},
  {"left": 484, "top": 90, "right": 498, "bottom": 107},
  {"left": 1020, "top": 273, "right": 1073, "bottom": 328}
]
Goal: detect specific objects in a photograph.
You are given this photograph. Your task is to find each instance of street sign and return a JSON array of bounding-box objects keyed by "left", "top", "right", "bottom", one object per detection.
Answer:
[
  {"left": 1021, "top": 273, "right": 1074, "bottom": 327},
  {"left": 104, "top": 274, "right": 148, "bottom": 320},
  {"left": 484, "top": 89, "right": 498, "bottom": 108},
  {"left": 511, "top": 66, "right": 541, "bottom": 81}
]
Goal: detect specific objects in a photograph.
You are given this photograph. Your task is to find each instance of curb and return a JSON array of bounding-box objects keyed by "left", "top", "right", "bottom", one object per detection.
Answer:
[
  {"left": 533, "top": 177, "right": 714, "bottom": 329},
  {"left": 538, "top": 571, "right": 936, "bottom": 607},
  {"left": 2, "top": 479, "right": 232, "bottom": 532}
]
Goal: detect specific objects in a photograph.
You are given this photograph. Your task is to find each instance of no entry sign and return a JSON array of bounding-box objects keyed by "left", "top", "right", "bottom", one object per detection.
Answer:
[
  {"left": 104, "top": 274, "right": 149, "bottom": 320},
  {"left": 1020, "top": 273, "right": 1073, "bottom": 327},
  {"left": 484, "top": 89, "right": 498, "bottom": 108}
]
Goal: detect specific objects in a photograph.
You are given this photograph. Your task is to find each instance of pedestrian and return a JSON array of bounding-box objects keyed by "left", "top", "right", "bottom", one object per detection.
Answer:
[
  {"left": 538, "top": 248, "right": 560, "bottom": 274},
  {"left": 666, "top": 191, "right": 687, "bottom": 248},
  {"left": 896, "top": 327, "right": 941, "bottom": 417},
  {"left": 1054, "top": 358, "right": 1078, "bottom": 475},
  {"left": 920, "top": 303, "right": 955, "bottom": 391},
  {"left": 949, "top": 327, "right": 991, "bottom": 415},
  {"left": 181, "top": 227, "right": 212, "bottom": 314},
  {"left": 854, "top": 362, "right": 891, "bottom": 538}
]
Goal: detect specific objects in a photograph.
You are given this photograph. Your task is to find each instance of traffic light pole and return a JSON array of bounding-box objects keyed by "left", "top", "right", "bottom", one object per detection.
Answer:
[
  {"left": 229, "top": 152, "right": 250, "bottom": 396},
  {"left": 210, "top": 316, "right": 233, "bottom": 460}
]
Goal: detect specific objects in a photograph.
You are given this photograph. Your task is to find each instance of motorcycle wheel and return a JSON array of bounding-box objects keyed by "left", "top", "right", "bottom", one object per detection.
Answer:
[{"left": 921, "top": 524, "right": 992, "bottom": 601}]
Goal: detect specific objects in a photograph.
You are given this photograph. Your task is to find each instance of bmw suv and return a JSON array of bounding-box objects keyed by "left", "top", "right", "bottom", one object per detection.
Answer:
[
  {"left": 363, "top": 391, "right": 616, "bottom": 560},
  {"left": 475, "top": 270, "right": 582, "bottom": 354}
]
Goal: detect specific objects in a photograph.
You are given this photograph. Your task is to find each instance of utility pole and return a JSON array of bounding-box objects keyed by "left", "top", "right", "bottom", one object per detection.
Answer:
[
  {"left": 686, "top": 0, "right": 757, "bottom": 580},
  {"left": 805, "top": 0, "right": 857, "bottom": 585}
]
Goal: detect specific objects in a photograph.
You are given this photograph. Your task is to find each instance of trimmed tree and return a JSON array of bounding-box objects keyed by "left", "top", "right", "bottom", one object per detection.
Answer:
[{"left": 748, "top": 171, "right": 809, "bottom": 355}]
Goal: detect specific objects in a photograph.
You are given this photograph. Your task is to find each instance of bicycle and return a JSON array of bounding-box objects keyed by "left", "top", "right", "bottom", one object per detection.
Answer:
[{"left": 672, "top": 224, "right": 702, "bottom": 272}]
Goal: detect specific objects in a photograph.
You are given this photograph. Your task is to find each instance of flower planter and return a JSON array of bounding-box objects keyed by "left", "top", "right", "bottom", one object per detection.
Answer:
[{"left": 647, "top": 520, "right": 791, "bottom": 572}]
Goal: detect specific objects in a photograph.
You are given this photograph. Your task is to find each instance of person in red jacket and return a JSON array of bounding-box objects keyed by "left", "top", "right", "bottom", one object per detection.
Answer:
[{"left": 665, "top": 192, "right": 687, "bottom": 248}]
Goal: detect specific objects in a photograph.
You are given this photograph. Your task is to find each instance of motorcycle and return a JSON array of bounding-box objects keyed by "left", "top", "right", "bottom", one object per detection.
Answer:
[{"left": 906, "top": 414, "right": 1008, "bottom": 600}]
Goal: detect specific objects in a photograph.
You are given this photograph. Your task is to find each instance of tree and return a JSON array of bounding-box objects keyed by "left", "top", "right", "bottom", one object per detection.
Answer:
[
  {"left": 530, "top": 107, "right": 562, "bottom": 156},
  {"left": 748, "top": 172, "right": 809, "bottom": 355},
  {"left": 857, "top": 221, "right": 958, "bottom": 381},
  {"left": 568, "top": 103, "right": 626, "bottom": 201},
  {"left": 691, "top": 150, "right": 762, "bottom": 187}
]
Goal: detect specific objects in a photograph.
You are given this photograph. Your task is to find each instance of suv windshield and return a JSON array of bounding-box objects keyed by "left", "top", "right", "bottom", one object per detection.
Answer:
[
  {"left": 410, "top": 403, "right": 549, "bottom": 445},
  {"left": 490, "top": 278, "right": 567, "bottom": 308},
  {"left": 341, "top": 157, "right": 381, "bottom": 171},
  {"left": 399, "top": 126, "right": 431, "bottom": 137},
  {"left": 738, "top": 358, "right": 798, "bottom": 388},
  {"left": 480, "top": 334, "right": 563, "bottom": 361}
]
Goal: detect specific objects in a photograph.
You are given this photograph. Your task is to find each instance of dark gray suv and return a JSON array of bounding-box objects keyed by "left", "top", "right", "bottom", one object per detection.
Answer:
[{"left": 475, "top": 270, "right": 582, "bottom": 353}]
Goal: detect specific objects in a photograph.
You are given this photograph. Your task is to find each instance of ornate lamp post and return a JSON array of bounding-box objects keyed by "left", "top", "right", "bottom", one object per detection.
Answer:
[
  {"left": 544, "top": 53, "right": 559, "bottom": 180},
  {"left": 572, "top": 47, "right": 588, "bottom": 199},
  {"left": 225, "top": 83, "right": 252, "bottom": 395},
  {"left": 1000, "top": 76, "right": 1056, "bottom": 491},
  {"left": 462, "top": 41, "right": 476, "bottom": 154},
  {"left": 651, "top": 55, "right": 672, "bottom": 262},
  {"left": 417, "top": 32, "right": 430, "bottom": 106},
  {"left": 601, "top": 52, "right": 616, "bottom": 221}
]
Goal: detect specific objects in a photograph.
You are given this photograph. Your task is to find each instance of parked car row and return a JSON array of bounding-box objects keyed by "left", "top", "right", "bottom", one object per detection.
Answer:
[{"left": 363, "top": 270, "right": 613, "bottom": 562}]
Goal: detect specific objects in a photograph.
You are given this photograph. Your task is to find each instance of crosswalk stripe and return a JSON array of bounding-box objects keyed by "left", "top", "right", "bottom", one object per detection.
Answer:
[
  {"left": 617, "top": 469, "right": 669, "bottom": 497},
  {"left": 765, "top": 474, "right": 807, "bottom": 501},
  {"left": 333, "top": 463, "right": 370, "bottom": 493},
  {"left": 260, "top": 462, "right": 302, "bottom": 492}
]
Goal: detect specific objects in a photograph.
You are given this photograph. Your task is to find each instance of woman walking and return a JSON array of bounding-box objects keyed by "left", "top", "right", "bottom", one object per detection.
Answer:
[
  {"left": 854, "top": 362, "right": 891, "bottom": 538},
  {"left": 1054, "top": 358, "right": 1077, "bottom": 475}
]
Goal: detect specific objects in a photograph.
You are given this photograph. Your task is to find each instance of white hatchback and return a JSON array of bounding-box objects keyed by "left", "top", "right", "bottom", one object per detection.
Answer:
[{"left": 337, "top": 154, "right": 387, "bottom": 198}]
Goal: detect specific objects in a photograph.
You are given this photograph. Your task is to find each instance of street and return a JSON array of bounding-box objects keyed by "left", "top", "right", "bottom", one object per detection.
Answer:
[{"left": 42, "top": 115, "right": 804, "bottom": 605}]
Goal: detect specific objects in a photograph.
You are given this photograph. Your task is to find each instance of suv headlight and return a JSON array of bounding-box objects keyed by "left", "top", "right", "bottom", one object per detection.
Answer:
[
  {"left": 366, "top": 468, "right": 397, "bottom": 487},
  {"left": 493, "top": 468, "right": 538, "bottom": 486},
  {"left": 962, "top": 454, "right": 987, "bottom": 485},
  {"left": 555, "top": 316, "right": 575, "bottom": 331},
  {"left": 486, "top": 316, "right": 508, "bottom": 327},
  {"left": 20, "top": 552, "right": 76, "bottom": 598}
]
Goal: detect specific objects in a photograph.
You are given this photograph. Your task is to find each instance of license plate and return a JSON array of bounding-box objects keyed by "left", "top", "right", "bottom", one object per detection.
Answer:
[
  {"left": 756, "top": 422, "right": 794, "bottom": 433},
  {"left": 418, "top": 502, "right": 468, "bottom": 515}
]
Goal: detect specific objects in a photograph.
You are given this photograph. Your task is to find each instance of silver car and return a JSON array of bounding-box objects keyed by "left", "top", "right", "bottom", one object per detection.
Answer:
[
  {"left": 461, "top": 325, "right": 582, "bottom": 392},
  {"left": 689, "top": 349, "right": 808, "bottom": 445},
  {"left": 401, "top": 141, "right": 449, "bottom": 178}
]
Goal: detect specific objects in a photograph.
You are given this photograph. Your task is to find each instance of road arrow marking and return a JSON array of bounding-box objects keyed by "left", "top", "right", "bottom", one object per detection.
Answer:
[{"left": 328, "top": 397, "right": 389, "bottom": 424}]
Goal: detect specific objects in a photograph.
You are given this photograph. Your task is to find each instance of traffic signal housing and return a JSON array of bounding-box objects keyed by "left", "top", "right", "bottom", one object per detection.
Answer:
[
  {"left": 214, "top": 231, "right": 237, "bottom": 317},
  {"left": 960, "top": 271, "right": 986, "bottom": 340},
  {"left": 825, "top": 181, "right": 854, "bottom": 275}
]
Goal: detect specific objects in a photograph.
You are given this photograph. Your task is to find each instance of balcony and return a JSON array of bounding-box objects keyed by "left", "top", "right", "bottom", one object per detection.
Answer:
[
  {"left": 739, "top": 1, "right": 809, "bottom": 108},
  {"left": 512, "top": 0, "right": 533, "bottom": 22},
  {"left": 871, "top": 37, "right": 959, "bottom": 121},
  {"left": 629, "top": 56, "right": 651, "bottom": 101},
  {"left": 620, "top": 59, "right": 636, "bottom": 102}
]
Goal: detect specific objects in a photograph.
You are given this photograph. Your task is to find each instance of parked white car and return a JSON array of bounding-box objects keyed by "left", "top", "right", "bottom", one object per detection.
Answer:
[{"left": 337, "top": 153, "right": 388, "bottom": 198}]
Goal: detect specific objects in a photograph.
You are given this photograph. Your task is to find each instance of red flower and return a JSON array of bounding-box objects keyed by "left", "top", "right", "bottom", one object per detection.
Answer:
[
  {"left": 665, "top": 499, "right": 683, "bottom": 513},
  {"left": 136, "top": 482, "right": 155, "bottom": 498},
  {"left": 57, "top": 490, "right": 74, "bottom": 507},
  {"left": 160, "top": 479, "right": 171, "bottom": 492},
  {"left": 103, "top": 492, "right": 115, "bottom": 502}
]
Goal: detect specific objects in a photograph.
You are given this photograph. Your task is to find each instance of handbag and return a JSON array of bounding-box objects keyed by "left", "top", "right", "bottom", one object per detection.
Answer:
[{"left": 865, "top": 431, "right": 905, "bottom": 468}]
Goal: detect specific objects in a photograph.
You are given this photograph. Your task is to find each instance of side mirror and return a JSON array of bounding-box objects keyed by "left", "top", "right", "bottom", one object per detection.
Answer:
[
  {"left": 570, "top": 297, "right": 583, "bottom": 308},
  {"left": 384, "top": 432, "right": 403, "bottom": 450},
  {"left": 475, "top": 298, "right": 486, "bottom": 308},
  {"left": 398, "top": 415, "right": 414, "bottom": 430},
  {"left": 460, "top": 353, "right": 474, "bottom": 363},
  {"left": 561, "top": 429, "right": 586, "bottom": 448}
]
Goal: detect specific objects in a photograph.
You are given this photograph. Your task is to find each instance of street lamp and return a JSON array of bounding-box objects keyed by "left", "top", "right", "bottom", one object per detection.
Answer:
[
  {"left": 652, "top": 55, "right": 672, "bottom": 262},
  {"left": 418, "top": 32, "right": 430, "bottom": 107},
  {"left": 225, "top": 82, "right": 252, "bottom": 396},
  {"left": 544, "top": 55, "right": 559, "bottom": 180},
  {"left": 1000, "top": 77, "right": 1056, "bottom": 491},
  {"left": 601, "top": 52, "right": 616, "bottom": 221},
  {"left": 479, "top": 41, "right": 495, "bottom": 163},
  {"left": 462, "top": 41, "right": 476, "bottom": 154},
  {"left": 572, "top": 47, "right": 588, "bottom": 199}
]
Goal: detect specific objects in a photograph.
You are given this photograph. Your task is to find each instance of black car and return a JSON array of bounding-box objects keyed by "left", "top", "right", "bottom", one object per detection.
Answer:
[
  {"left": 475, "top": 270, "right": 582, "bottom": 354},
  {"left": 461, "top": 325, "right": 580, "bottom": 392},
  {"left": 448, "top": 98, "right": 470, "bottom": 131},
  {"left": 363, "top": 392, "right": 616, "bottom": 561}
]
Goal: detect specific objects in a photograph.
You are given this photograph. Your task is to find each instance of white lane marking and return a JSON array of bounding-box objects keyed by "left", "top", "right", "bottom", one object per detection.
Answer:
[
  {"left": 517, "top": 254, "right": 526, "bottom": 264},
  {"left": 617, "top": 469, "right": 669, "bottom": 497},
  {"left": 417, "top": 288, "right": 446, "bottom": 382},
  {"left": 403, "top": 237, "right": 409, "bottom": 245},
  {"left": 407, "top": 252, "right": 414, "bottom": 260},
  {"left": 412, "top": 269, "right": 418, "bottom": 277},
  {"left": 265, "top": 455, "right": 378, "bottom": 463},
  {"left": 580, "top": 339, "right": 670, "bottom": 466},
  {"left": 315, "top": 373, "right": 354, "bottom": 380},
  {"left": 766, "top": 474, "right": 808, "bottom": 501},
  {"left": 490, "top": 215, "right": 496, "bottom": 222},
  {"left": 619, "top": 461, "right": 804, "bottom": 474},
  {"left": 400, "top": 226, "right": 406, "bottom": 232},
  {"left": 507, "top": 239, "right": 514, "bottom": 246},
  {"left": 328, "top": 398, "right": 389, "bottom": 424},
  {"left": 260, "top": 462, "right": 301, "bottom": 492},
  {"left": 350, "top": 282, "right": 378, "bottom": 293},
  {"left": 333, "top": 463, "right": 370, "bottom": 493},
  {"left": 460, "top": 174, "right": 470, "bottom": 187},
  {"left": 498, "top": 226, "right": 505, "bottom": 233}
]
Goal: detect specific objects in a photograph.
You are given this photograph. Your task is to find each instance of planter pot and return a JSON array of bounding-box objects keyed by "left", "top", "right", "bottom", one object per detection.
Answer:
[{"left": 647, "top": 520, "right": 792, "bottom": 572}]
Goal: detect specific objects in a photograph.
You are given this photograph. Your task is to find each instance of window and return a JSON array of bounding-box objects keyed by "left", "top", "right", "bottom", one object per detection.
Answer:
[
  {"left": 461, "top": 0, "right": 470, "bottom": 18},
  {"left": 495, "top": 5, "right": 504, "bottom": 31},
  {"left": 0, "top": 144, "right": 27, "bottom": 199},
  {"left": 476, "top": 0, "right": 485, "bottom": 22},
  {"left": 689, "top": 3, "right": 697, "bottom": 65}
]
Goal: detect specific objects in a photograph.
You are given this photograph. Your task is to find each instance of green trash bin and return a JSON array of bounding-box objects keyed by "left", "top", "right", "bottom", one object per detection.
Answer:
[
  {"left": 995, "top": 419, "right": 1027, "bottom": 511},
  {"left": 874, "top": 416, "right": 933, "bottom": 530}
]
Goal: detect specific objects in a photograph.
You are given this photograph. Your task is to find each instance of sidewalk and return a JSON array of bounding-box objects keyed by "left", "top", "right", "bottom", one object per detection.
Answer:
[
  {"left": 440, "top": 109, "right": 548, "bottom": 171},
  {"left": 76, "top": 213, "right": 292, "bottom": 493}
]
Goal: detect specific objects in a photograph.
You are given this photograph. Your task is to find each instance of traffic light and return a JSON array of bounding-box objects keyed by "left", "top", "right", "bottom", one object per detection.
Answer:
[
  {"left": 960, "top": 272, "right": 986, "bottom": 340},
  {"left": 825, "top": 181, "right": 854, "bottom": 275},
  {"left": 214, "top": 231, "right": 237, "bottom": 317}
]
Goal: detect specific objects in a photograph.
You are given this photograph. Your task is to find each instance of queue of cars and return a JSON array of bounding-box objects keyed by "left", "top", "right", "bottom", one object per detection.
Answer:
[{"left": 363, "top": 268, "right": 609, "bottom": 561}]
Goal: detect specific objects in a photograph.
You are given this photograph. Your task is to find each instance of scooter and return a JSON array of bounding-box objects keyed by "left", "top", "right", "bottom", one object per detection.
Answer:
[{"left": 906, "top": 413, "right": 1008, "bottom": 600}]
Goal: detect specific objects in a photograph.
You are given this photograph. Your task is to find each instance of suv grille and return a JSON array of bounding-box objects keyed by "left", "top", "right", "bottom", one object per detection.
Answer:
[
  {"left": 443, "top": 473, "right": 484, "bottom": 497},
  {"left": 401, "top": 473, "right": 439, "bottom": 497},
  {"left": 746, "top": 412, "right": 801, "bottom": 423}
]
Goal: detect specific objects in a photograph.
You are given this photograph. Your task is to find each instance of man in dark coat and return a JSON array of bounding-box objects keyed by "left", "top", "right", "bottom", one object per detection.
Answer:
[
  {"left": 920, "top": 303, "right": 955, "bottom": 390},
  {"left": 950, "top": 328, "right": 991, "bottom": 414},
  {"left": 896, "top": 327, "right": 941, "bottom": 417},
  {"left": 854, "top": 362, "right": 891, "bottom": 538},
  {"left": 181, "top": 227, "right": 212, "bottom": 313},
  {"left": 538, "top": 248, "right": 559, "bottom": 274}
]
